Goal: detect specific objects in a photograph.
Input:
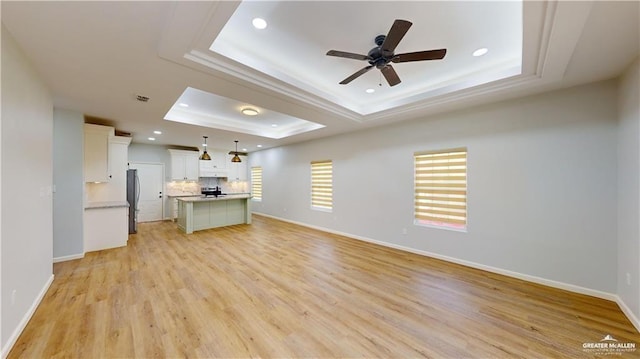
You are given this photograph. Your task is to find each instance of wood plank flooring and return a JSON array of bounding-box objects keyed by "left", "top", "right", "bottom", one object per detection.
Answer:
[{"left": 9, "top": 215, "right": 640, "bottom": 358}]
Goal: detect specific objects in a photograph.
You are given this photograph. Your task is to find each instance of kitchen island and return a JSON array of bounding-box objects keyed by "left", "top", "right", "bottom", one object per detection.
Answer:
[{"left": 176, "top": 194, "right": 251, "bottom": 234}]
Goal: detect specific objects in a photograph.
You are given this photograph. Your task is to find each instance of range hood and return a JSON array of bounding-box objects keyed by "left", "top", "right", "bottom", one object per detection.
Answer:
[{"left": 199, "top": 160, "right": 227, "bottom": 178}]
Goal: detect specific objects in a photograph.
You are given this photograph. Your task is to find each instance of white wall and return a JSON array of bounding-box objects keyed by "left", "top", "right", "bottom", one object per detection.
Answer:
[
  {"left": 250, "top": 80, "right": 619, "bottom": 294},
  {"left": 128, "top": 143, "right": 172, "bottom": 175},
  {"left": 617, "top": 57, "right": 640, "bottom": 323},
  {"left": 1, "top": 25, "right": 54, "bottom": 356},
  {"left": 52, "top": 108, "right": 84, "bottom": 261}
]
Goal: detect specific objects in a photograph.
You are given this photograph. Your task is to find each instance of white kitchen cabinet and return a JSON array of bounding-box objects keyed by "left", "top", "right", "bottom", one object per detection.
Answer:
[
  {"left": 84, "top": 203, "right": 129, "bottom": 252},
  {"left": 227, "top": 154, "right": 248, "bottom": 181},
  {"left": 169, "top": 149, "right": 199, "bottom": 181},
  {"left": 199, "top": 150, "right": 228, "bottom": 177},
  {"left": 84, "top": 124, "right": 114, "bottom": 182},
  {"left": 86, "top": 136, "right": 132, "bottom": 202},
  {"left": 108, "top": 136, "right": 131, "bottom": 199}
]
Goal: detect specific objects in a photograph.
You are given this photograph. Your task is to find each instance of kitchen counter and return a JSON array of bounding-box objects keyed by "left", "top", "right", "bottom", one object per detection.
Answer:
[
  {"left": 85, "top": 201, "right": 130, "bottom": 210},
  {"left": 176, "top": 194, "right": 251, "bottom": 203},
  {"left": 176, "top": 195, "right": 251, "bottom": 234},
  {"left": 84, "top": 201, "right": 129, "bottom": 252}
]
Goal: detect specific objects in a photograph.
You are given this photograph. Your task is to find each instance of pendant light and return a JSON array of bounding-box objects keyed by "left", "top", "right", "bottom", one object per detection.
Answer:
[
  {"left": 231, "top": 140, "right": 242, "bottom": 163},
  {"left": 200, "top": 136, "right": 211, "bottom": 160}
]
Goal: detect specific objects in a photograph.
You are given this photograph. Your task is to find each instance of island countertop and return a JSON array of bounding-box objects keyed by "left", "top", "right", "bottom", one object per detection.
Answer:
[{"left": 176, "top": 194, "right": 251, "bottom": 202}]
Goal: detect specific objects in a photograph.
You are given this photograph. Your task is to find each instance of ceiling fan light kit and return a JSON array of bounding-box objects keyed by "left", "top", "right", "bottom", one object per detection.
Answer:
[{"left": 326, "top": 19, "right": 447, "bottom": 87}]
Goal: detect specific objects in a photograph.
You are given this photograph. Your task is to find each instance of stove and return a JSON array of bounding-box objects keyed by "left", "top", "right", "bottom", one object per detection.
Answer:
[{"left": 201, "top": 186, "right": 226, "bottom": 197}]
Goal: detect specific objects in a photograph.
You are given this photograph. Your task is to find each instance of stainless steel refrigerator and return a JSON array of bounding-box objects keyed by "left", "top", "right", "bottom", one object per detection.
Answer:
[{"left": 126, "top": 169, "right": 140, "bottom": 234}]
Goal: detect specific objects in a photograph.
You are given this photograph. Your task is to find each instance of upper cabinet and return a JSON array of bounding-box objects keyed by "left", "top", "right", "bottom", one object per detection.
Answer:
[
  {"left": 199, "top": 150, "right": 228, "bottom": 177},
  {"left": 108, "top": 136, "right": 132, "bottom": 199},
  {"left": 84, "top": 124, "right": 115, "bottom": 182},
  {"left": 227, "top": 154, "right": 248, "bottom": 181},
  {"left": 169, "top": 149, "right": 199, "bottom": 181}
]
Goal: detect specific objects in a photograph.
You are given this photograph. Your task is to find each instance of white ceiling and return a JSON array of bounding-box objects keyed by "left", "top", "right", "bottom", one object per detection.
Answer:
[
  {"left": 209, "top": 1, "right": 522, "bottom": 115},
  {"left": 2, "top": 1, "right": 638, "bottom": 153}
]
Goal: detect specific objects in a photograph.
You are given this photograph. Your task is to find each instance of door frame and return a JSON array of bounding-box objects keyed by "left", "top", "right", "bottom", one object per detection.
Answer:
[{"left": 128, "top": 161, "right": 166, "bottom": 222}]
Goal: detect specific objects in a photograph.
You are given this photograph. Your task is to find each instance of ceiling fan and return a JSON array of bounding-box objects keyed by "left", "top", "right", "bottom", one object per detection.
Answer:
[{"left": 326, "top": 19, "right": 447, "bottom": 87}]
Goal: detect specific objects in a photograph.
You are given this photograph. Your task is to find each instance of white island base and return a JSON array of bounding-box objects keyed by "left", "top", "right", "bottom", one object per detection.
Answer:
[{"left": 177, "top": 195, "right": 251, "bottom": 234}]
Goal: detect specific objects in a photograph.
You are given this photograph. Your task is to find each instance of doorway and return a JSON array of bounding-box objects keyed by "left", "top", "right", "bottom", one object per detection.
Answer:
[{"left": 129, "top": 162, "right": 164, "bottom": 222}]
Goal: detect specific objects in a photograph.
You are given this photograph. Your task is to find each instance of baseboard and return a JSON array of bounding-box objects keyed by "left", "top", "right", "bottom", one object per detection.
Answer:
[
  {"left": 616, "top": 296, "right": 640, "bottom": 333},
  {"left": 1, "top": 274, "right": 54, "bottom": 359},
  {"left": 253, "top": 212, "right": 619, "bottom": 303},
  {"left": 53, "top": 253, "right": 84, "bottom": 263}
]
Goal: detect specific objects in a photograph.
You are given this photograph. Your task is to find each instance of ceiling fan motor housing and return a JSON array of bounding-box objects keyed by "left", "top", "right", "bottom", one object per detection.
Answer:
[{"left": 368, "top": 35, "right": 394, "bottom": 69}]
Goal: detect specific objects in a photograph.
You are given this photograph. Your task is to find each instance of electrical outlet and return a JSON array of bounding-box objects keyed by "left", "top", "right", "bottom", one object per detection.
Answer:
[
  {"left": 402, "top": 228, "right": 407, "bottom": 235},
  {"left": 626, "top": 273, "right": 631, "bottom": 286}
]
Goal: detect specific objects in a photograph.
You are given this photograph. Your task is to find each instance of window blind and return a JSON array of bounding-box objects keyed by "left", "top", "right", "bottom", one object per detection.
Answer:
[
  {"left": 251, "top": 166, "right": 262, "bottom": 201},
  {"left": 311, "top": 160, "right": 333, "bottom": 210},
  {"left": 414, "top": 148, "right": 467, "bottom": 228}
]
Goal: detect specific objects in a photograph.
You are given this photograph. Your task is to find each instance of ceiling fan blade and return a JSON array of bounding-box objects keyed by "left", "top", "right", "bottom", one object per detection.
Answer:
[
  {"left": 381, "top": 65, "right": 401, "bottom": 87},
  {"left": 392, "top": 49, "right": 447, "bottom": 63},
  {"left": 326, "top": 50, "right": 369, "bottom": 61},
  {"left": 339, "top": 65, "right": 374, "bottom": 84},
  {"left": 381, "top": 19, "right": 412, "bottom": 53}
]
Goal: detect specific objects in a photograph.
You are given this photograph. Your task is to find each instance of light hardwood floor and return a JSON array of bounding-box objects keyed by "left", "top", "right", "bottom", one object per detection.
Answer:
[{"left": 9, "top": 215, "right": 640, "bottom": 358}]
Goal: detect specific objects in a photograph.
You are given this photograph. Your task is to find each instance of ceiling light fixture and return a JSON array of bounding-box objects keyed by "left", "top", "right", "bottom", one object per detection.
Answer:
[
  {"left": 200, "top": 136, "right": 211, "bottom": 160},
  {"left": 242, "top": 108, "right": 259, "bottom": 116},
  {"left": 257, "top": 145, "right": 263, "bottom": 148},
  {"left": 271, "top": 124, "right": 278, "bottom": 127},
  {"left": 472, "top": 47, "right": 488, "bottom": 57},
  {"left": 231, "top": 140, "right": 242, "bottom": 163},
  {"left": 148, "top": 137, "right": 156, "bottom": 141},
  {"left": 252, "top": 18, "right": 267, "bottom": 30},
  {"left": 366, "top": 88, "right": 375, "bottom": 94},
  {"left": 178, "top": 103, "right": 189, "bottom": 107},
  {"left": 153, "top": 130, "right": 162, "bottom": 135}
]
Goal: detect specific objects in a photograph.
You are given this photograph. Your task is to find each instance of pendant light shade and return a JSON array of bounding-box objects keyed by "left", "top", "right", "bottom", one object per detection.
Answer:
[
  {"left": 231, "top": 140, "right": 242, "bottom": 163},
  {"left": 200, "top": 136, "right": 211, "bottom": 160}
]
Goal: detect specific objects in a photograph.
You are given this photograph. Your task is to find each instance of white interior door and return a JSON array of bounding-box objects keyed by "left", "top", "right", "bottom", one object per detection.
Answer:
[{"left": 129, "top": 162, "right": 164, "bottom": 222}]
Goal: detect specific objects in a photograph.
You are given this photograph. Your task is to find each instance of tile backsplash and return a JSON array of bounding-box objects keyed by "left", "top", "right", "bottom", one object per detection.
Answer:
[{"left": 166, "top": 178, "right": 249, "bottom": 196}]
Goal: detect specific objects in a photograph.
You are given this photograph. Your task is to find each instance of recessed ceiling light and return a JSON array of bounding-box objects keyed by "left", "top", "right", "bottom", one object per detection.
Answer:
[
  {"left": 271, "top": 124, "right": 278, "bottom": 127},
  {"left": 178, "top": 103, "right": 189, "bottom": 107},
  {"left": 366, "top": 88, "right": 375, "bottom": 94},
  {"left": 148, "top": 137, "right": 156, "bottom": 141},
  {"left": 153, "top": 130, "right": 162, "bottom": 135},
  {"left": 242, "top": 148, "right": 247, "bottom": 151},
  {"left": 472, "top": 48, "right": 488, "bottom": 57},
  {"left": 242, "top": 108, "right": 259, "bottom": 116},
  {"left": 257, "top": 144, "right": 263, "bottom": 148},
  {"left": 202, "top": 143, "right": 207, "bottom": 147},
  {"left": 252, "top": 18, "right": 267, "bottom": 30}
]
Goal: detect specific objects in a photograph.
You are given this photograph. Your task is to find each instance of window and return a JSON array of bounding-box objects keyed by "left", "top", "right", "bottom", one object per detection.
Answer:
[
  {"left": 251, "top": 166, "right": 262, "bottom": 201},
  {"left": 414, "top": 148, "right": 467, "bottom": 230},
  {"left": 311, "top": 160, "right": 333, "bottom": 211}
]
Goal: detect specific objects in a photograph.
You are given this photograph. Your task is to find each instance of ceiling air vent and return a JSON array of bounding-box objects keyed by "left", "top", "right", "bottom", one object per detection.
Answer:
[{"left": 136, "top": 95, "right": 150, "bottom": 102}]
